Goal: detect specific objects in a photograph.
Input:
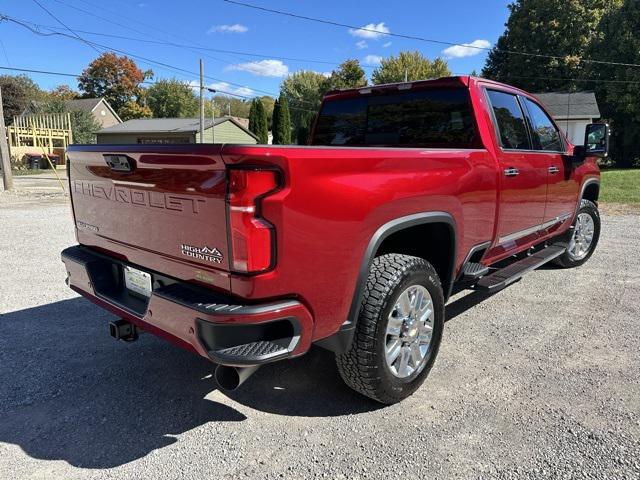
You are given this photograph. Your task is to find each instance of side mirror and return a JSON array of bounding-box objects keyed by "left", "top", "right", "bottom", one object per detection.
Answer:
[{"left": 584, "top": 123, "right": 610, "bottom": 158}]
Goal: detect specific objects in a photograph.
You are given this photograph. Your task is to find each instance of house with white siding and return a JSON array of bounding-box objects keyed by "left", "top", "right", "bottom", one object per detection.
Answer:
[{"left": 534, "top": 92, "right": 601, "bottom": 146}]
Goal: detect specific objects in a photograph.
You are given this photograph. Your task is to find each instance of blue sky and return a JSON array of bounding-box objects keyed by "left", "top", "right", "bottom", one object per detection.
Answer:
[{"left": 0, "top": 0, "right": 512, "bottom": 98}]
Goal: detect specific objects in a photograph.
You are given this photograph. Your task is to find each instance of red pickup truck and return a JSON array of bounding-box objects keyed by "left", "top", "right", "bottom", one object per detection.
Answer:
[{"left": 62, "top": 76, "right": 608, "bottom": 404}]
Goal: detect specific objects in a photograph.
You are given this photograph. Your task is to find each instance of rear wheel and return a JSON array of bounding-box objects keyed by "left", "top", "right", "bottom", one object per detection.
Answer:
[
  {"left": 336, "top": 254, "right": 444, "bottom": 404},
  {"left": 553, "top": 199, "right": 600, "bottom": 268}
]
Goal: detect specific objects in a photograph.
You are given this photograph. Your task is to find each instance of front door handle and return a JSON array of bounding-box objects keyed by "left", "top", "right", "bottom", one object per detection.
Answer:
[
  {"left": 504, "top": 167, "right": 519, "bottom": 177},
  {"left": 548, "top": 166, "right": 560, "bottom": 174}
]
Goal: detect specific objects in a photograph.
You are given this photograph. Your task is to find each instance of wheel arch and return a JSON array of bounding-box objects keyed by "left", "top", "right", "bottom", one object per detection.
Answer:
[
  {"left": 582, "top": 180, "right": 600, "bottom": 204},
  {"left": 316, "top": 212, "right": 457, "bottom": 353}
]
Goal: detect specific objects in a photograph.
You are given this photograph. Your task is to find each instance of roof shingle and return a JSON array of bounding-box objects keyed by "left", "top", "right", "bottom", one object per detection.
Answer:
[{"left": 534, "top": 92, "right": 600, "bottom": 119}]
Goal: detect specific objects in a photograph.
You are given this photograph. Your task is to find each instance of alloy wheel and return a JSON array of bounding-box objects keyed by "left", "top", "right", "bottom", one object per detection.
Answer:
[
  {"left": 568, "top": 212, "right": 595, "bottom": 261},
  {"left": 385, "top": 285, "right": 434, "bottom": 379}
]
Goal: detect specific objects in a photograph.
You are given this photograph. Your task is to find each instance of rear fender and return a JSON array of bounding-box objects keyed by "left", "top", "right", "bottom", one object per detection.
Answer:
[{"left": 316, "top": 212, "right": 456, "bottom": 353}]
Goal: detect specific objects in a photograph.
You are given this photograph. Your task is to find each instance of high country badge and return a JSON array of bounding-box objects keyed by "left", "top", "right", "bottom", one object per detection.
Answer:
[{"left": 180, "top": 244, "right": 223, "bottom": 264}]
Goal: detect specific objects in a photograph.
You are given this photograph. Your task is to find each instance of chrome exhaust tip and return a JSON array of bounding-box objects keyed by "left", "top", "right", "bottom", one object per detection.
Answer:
[{"left": 214, "top": 365, "right": 260, "bottom": 391}]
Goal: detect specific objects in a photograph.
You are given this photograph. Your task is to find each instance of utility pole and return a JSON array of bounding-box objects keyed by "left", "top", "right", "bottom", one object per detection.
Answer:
[
  {"left": 211, "top": 97, "right": 215, "bottom": 144},
  {"left": 0, "top": 87, "right": 14, "bottom": 191},
  {"left": 199, "top": 59, "right": 205, "bottom": 144},
  {"left": 207, "top": 88, "right": 217, "bottom": 144}
]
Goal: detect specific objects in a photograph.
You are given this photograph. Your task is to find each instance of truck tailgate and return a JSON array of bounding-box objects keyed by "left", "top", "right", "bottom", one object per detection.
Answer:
[{"left": 67, "top": 145, "right": 231, "bottom": 288}]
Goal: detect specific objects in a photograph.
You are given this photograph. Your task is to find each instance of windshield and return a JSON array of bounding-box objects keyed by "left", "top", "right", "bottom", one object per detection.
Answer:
[{"left": 311, "top": 88, "right": 479, "bottom": 148}]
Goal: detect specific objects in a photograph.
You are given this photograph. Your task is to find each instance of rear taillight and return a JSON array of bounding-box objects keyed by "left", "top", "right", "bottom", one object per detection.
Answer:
[{"left": 227, "top": 168, "right": 279, "bottom": 273}]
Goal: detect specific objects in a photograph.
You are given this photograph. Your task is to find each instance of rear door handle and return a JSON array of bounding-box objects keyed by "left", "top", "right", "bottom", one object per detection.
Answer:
[
  {"left": 548, "top": 166, "right": 560, "bottom": 174},
  {"left": 504, "top": 167, "right": 519, "bottom": 177}
]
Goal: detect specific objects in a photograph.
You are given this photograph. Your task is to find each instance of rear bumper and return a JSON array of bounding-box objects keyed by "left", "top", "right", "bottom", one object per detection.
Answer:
[{"left": 61, "top": 245, "right": 313, "bottom": 366}]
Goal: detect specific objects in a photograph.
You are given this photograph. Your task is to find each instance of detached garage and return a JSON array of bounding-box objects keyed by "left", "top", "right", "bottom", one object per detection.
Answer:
[{"left": 96, "top": 117, "right": 258, "bottom": 144}]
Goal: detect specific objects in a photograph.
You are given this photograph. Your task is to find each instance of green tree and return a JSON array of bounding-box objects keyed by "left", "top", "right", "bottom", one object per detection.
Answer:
[
  {"left": 279, "top": 95, "right": 292, "bottom": 144},
  {"left": 146, "top": 79, "right": 198, "bottom": 118},
  {"left": 248, "top": 98, "right": 268, "bottom": 143},
  {"left": 272, "top": 98, "right": 281, "bottom": 143},
  {"left": 70, "top": 109, "right": 101, "bottom": 143},
  {"left": 588, "top": 0, "right": 640, "bottom": 166},
  {"left": 295, "top": 114, "right": 313, "bottom": 145},
  {"left": 324, "top": 59, "right": 367, "bottom": 91},
  {"left": 481, "top": 0, "right": 620, "bottom": 92},
  {"left": 118, "top": 99, "right": 153, "bottom": 121},
  {"left": 259, "top": 95, "right": 276, "bottom": 129},
  {"left": 49, "top": 84, "right": 78, "bottom": 100},
  {"left": 210, "top": 96, "right": 251, "bottom": 118},
  {"left": 280, "top": 70, "right": 326, "bottom": 143},
  {"left": 272, "top": 94, "right": 292, "bottom": 144},
  {"left": 371, "top": 52, "right": 451, "bottom": 84},
  {"left": 78, "top": 52, "right": 152, "bottom": 116},
  {"left": 0, "top": 75, "right": 44, "bottom": 124},
  {"left": 34, "top": 96, "right": 101, "bottom": 144}
]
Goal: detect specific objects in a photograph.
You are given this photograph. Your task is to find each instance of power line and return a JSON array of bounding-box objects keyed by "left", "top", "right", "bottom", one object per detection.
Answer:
[
  {"left": 31, "top": 0, "right": 101, "bottom": 54},
  {"left": 51, "top": 0, "right": 375, "bottom": 77},
  {"left": 57, "top": 0, "right": 236, "bottom": 60},
  {"left": 5, "top": 7, "right": 638, "bottom": 116},
  {"left": 502, "top": 74, "right": 640, "bottom": 86},
  {"left": 3, "top": 14, "right": 322, "bottom": 109},
  {"left": 0, "top": 39, "right": 10, "bottom": 66},
  {"left": 43, "top": 23, "right": 379, "bottom": 69},
  {"left": 52, "top": 0, "right": 246, "bottom": 68},
  {"left": 6, "top": 61, "right": 640, "bottom": 120},
  {"left": 0, "top": 65, "right": 78, "bottom": 78},
  {"left": 223, "top": 0, "right": 640, "bottom": 69},
  {"left": 0, "top": 64, "right": 319, "bottom": 114},
  {"left": 1, "top": 15, "right": 277, "bottom": 98},
  {"left": 4, "top": 64, "right": 640, "bottom": 94},
  {"left": 47, "top": 0, "right": 377, "bottom": 76}
]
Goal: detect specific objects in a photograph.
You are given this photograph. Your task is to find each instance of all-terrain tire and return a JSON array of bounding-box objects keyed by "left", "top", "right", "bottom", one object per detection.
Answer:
[
  {"left": 553, "top": 199, "right": 601, "bottom": 268},
  {"left": 336, "top": 254, "right": 444, "bottom": 404}
]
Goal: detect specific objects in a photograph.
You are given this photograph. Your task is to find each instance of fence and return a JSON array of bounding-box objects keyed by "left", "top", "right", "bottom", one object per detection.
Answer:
[{"left": 7, "top": 113, "right": 73, "bottom": 164}]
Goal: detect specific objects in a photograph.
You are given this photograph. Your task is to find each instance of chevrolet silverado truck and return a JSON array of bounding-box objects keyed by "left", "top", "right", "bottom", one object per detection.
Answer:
[{"left": 62, "top": 76, "right": 608, "bottom": 404}]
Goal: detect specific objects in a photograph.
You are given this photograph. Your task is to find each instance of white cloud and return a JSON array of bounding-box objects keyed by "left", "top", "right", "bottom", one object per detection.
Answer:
[
  {"left": 188, "top": 80, "right": 254, "bottom": 97},
  {"left": 383, "top": 41, "right": 392, "bottom": 48},
  {"left": 363, "top": 55, "right": 383, "bottom": 66},
  {"left": 442, "top": 39, "right": 491, "bottom": 58},
  {"left": 356, "top": 40, "right": 368, "bottom": 50},
  {"left": 225, "top": 59, "right": 289, "bottom": 78},
  {"left": 349, "top": 22, "right": 390, "bottom": 40},
  {"left": 209, "top": 82, "right": 254, "bottom": 97},
  {"left": 207, "top": 24, "right": 248, "bottom": 34}
]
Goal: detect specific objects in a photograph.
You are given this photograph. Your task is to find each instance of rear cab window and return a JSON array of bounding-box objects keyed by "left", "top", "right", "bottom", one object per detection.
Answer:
[
  {"left": 486, "top": 90, "right": 531, "bottom": 150},
  {"left": 311, "top": 88, "right": 480, "bottom": 148}
]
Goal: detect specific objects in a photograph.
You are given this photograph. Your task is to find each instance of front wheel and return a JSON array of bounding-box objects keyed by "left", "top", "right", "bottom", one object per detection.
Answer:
[
  {"left": 336, "top": 254, "right": 444, "bottom": 404},
  {"left": 553, "top": 199, "right": 600, "bottom": 268}
]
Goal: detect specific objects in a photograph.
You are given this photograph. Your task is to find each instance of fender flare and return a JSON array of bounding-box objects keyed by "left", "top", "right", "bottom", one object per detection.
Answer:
[
  {"left": 575, "top": 178, "right": 600, "bottom": 217},
  {"left": 316, "top": 211, "right": 457, "bottom": 353}
]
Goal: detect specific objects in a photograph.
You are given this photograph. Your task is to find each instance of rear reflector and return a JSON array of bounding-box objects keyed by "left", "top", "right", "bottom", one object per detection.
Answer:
[{"left": 227, "top": 168, "right": 279, "bottom": 273}]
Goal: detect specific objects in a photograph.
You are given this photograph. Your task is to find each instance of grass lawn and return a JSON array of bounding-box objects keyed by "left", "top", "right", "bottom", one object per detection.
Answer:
[
  {"left": 11, "top": 168, "right": 51, "bottom": 176},
  {"left": 600, "top": 168, "right": 640, "bottom": 205}
]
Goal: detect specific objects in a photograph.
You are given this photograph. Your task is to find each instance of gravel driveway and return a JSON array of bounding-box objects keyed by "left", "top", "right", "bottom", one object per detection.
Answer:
[{"left": 1, "top": 198, "right": 639, "bottom": 479}]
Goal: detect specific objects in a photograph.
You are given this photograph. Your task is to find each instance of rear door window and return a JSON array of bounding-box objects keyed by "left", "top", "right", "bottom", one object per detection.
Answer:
[
  {"left": 523, "top": 98, "right": 564, "bottom": 152},
  {"left": 312, "top": 88, "right": 478, "bottom": 148},
  {"left": 486, "top": 90, "right": 531, "bottom": 150}
]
